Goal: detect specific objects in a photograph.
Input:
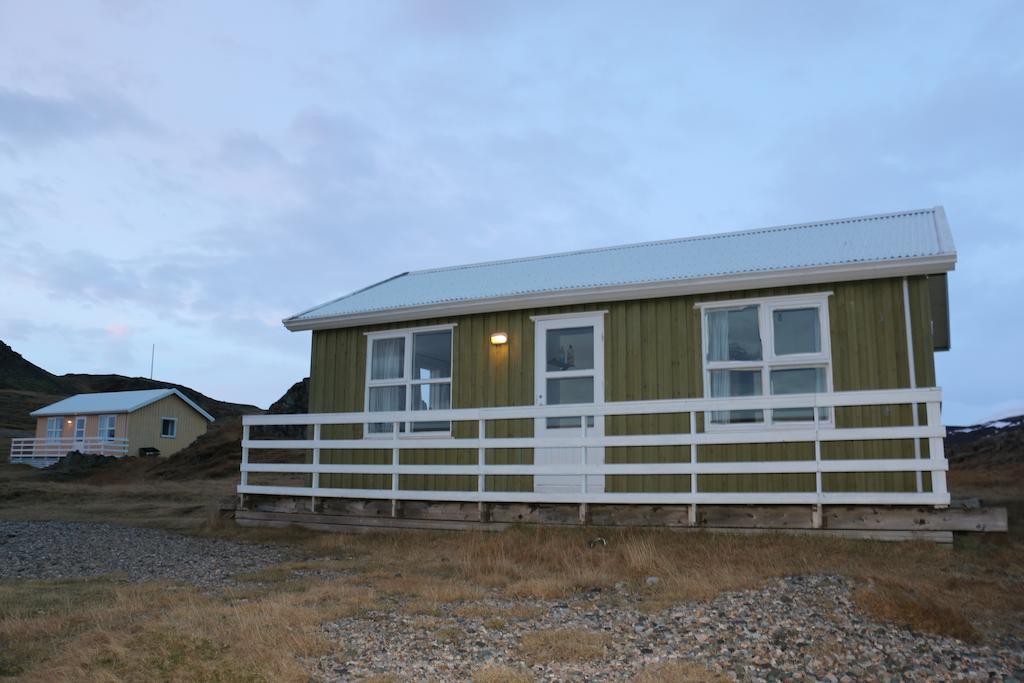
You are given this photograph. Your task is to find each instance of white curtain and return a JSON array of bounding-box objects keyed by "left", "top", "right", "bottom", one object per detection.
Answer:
[
  {"left": 709, "top": 370, "right": 730, "bottom": 424},
  {"left": 371, "top": 338, "right": 404, "bottom": 380},
  {"left": 368, "top": 385, "right": 405, "bottom": 433},
  {"left": 708, "top": 311, "right": 731, "bottom": 424},
  {"left": 706, "top": 310, "right": 730, "bottom": 362}
]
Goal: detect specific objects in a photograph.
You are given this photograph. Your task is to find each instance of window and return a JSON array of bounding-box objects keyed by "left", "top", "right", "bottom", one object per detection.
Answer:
[
  {"left": 160, "top": 417, "right": 177, "bottom": 438},
  {"left": 46, "top": 417, "right": 63, "bottom": 442},
  {"left": 701, "top": 294, "right": 832, "bottom": 427},
  {"left": 99, "top": 415, "right": 117, "bottom": 441},
  {"left": 543, "top": 325, "right": 597, "bottom": 429},
  {"left": 365, "top": 326, "right": 453, "bottom": 435}
]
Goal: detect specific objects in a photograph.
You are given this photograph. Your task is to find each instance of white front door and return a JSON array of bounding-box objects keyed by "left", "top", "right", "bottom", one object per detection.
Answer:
[
  {"left": 73, "top": 416, "right": 87, "bottom": 450},
  {"left": 533, "top": 313, "right": 605, "bottom": 494}
]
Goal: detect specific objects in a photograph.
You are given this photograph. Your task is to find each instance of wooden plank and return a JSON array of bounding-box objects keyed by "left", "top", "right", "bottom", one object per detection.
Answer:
[
  {"left": 241, "top": 496, "right": 1004, "bottom": 536},
  {"left": 588, "top": 504, "right": 690, "bottom": 527},
  {"left": 236, "top": 509, "right": 513, "bottom": 533},
  {"left": 699, "top": 505, "right": 815, "bottom": 529},
  {"left": 825, "top": 506, "right": 1007, "bottom": 532},
  {"left": 234, "top": 509, "right": 955, "bottom": 543},
  {"left": 488, "top": 503, "right": 582, "bottom": 525}
]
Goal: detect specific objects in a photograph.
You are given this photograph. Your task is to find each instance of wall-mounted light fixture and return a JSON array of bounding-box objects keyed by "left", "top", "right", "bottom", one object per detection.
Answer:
[
  {"left": 490, "top": 332, "right": 508, "bottom": 346},
  {"left": 66, "top": 419, "right": 73, "bottom": 424}
]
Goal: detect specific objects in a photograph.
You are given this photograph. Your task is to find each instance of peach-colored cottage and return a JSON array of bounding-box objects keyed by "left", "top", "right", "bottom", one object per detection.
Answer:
[{"left": 11, "top": 389, "right": 214, "bottom": 467}]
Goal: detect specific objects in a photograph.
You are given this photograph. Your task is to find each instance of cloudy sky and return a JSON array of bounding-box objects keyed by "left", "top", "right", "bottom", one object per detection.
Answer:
[{"left": 0, "top": 1, "right": 1021, "bottom": 423}]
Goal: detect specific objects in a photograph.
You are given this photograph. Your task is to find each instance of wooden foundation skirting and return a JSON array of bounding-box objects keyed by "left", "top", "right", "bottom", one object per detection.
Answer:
[{"left": 235, "top": 495, "right": 1007, "bottom": 544}]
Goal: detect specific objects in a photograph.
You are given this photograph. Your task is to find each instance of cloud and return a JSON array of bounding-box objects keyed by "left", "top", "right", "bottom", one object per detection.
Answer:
[
  {"left": 1, "top": 2, "right": 1022, "bottom": 419},
  {"left": 0, "top": 87, "right": 154, "bottom": 147},
  {"left": 218, "top": 132, "right": 285, "bottom": 169}
]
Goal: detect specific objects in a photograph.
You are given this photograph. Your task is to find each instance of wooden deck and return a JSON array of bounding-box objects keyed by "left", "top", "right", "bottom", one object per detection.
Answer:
[{"left": 235, "top": 496, "right": 1007, "bottom": 544}]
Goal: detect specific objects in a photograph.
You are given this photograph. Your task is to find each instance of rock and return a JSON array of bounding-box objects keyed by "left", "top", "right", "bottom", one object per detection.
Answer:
[
  {"left": 0, "top": 520, "right": 296, "bottom": 587},
  {"left": 312, "top": 574, "right": 1024, "bottom": 682}
]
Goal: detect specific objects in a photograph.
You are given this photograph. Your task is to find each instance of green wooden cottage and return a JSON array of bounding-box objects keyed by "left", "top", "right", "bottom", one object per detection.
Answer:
[{"left": 238, "top": 207, "right": 976, "bottom": 537}]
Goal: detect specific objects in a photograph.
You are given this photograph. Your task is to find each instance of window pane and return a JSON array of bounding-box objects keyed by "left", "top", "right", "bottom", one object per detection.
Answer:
[
  {"left": 546, "top": 327, "right": 594, "bottom": 372},
  {"left": 413, "top": 331, "right": 451, "bottom": 379},
  {"left": 370, "top": 337, "right": 405, "bottom": 380},
  {"left": 47, "top": 417, "right": 62, "bottom": 441},
  {"left": 773, "top": 307, "right": 820, "bottom": 356},
  {"left": 546, "top": 376, "right": 594, "bottom": 429},
  {"left": 706, "top": 306, "right": 762, "bottom": 361},
  {"left": 100, "top": 416, "right": 116, "bottom": 440},
  {"left": 411, "top": 382, "right": 451, "bottom": 433},
  {"left": 709, "top": 369, "right": 763, "bottom": 424},
  {"left": 770, "top": 367, "right": 827, "bottom": 422},
  {"left": 368, "top": 385, "right": 406, "bottom": 434}
]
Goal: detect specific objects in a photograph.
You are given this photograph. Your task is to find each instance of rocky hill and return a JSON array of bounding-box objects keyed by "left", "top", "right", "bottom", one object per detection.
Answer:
[
  {"left": 946, "top": 414, "right": 1024, "bottom": 469},
  {"left": 0, "top": 340, "right": 259, "bottom": 432},
  {"left": 1, "top": 339, "right": 311, "bottom": 480}
]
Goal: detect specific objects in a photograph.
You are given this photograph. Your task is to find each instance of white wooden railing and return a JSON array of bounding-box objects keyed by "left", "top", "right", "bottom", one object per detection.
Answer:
[
  {"left": 238, "top": 387, "right": 949, "bottom": 507},
  {"left": 9, "top": 437, "right": 130, "bottom": 466}
]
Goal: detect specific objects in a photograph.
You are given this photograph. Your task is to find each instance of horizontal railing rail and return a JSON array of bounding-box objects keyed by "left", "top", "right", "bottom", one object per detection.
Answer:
[
  {"left": 10, "top": 437, "right": 130, "bottom": 462},
  {"left": 238, "top": 387, "right": 949, "bottom": 507}
]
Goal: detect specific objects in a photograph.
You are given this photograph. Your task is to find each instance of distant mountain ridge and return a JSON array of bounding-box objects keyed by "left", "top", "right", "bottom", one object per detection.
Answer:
[
  {"left": 946, "top": 414, "right": 1024, "bottom": 469},
  {"left": 0, "top": 340, "right": 260, "bottom": 431}
]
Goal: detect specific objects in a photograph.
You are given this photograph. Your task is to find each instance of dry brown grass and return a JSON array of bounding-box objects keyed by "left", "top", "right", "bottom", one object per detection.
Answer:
[
  {"left": 2, "top": 460, "right": 1023, "bottom": 678},
  {"left": 473, "top": 663, "right": 534, "bottom": 682},
  {"left": 0, "top": 575, "right": 377, "bottom": 681},
  {"left": 517, "top": 628, "right": 610, "bottom": 664},
  {"left": 854, "top": 578, "right": 981, "bottom": 642},
  {"left": 634, "top": 659, "right": 729, "bottom": 682},
  {"left": 289, "top": 523, "right": 1024, "bottom": 644}
]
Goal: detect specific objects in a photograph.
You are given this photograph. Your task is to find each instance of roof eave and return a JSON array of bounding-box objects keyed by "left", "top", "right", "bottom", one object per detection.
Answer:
[
  {"left": 136, "top": 388, "right": 215, "bottom": 422},
  {"left": 283, "top": 253, "right": 957, "bottom": 332},
  {"left": 29, "top": 389, "right": 216, "bottom": 422}
]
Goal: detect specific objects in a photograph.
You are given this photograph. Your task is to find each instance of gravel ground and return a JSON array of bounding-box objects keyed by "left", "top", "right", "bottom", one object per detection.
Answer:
[
  {"left": 0, "top": 520, "right": 298, "bottom": 587},
  {"left": 316, "top": 575, "right": 1024, "bottom": 682}
]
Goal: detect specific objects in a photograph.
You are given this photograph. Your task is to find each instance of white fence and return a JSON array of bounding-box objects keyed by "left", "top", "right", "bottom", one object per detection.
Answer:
[
  {"left": 9, "top": 437, "right": 130, "bottom": 467},
  {"left": 238, "top": 387, "right": 949, "bottom": 508}
]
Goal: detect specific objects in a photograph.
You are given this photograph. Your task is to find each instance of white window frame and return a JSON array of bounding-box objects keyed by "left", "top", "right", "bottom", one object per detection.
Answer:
[
  {"left": 363, "top": 323, "right": 456, "bottom": 439},
  {"left": 160, "top": 417, "right": 177, "bottom": 439},
  {"left": 46, "top": 417, "right": 63, "bottom": 442},
  {"left": 698, "top": 292, "right": 834, "bottom": 431},
  {"left": 99, "top": 415, "right": 117, "bottom": 441},
  {"left": 74, "top": 416, "right": 87, "bottom": 440}
]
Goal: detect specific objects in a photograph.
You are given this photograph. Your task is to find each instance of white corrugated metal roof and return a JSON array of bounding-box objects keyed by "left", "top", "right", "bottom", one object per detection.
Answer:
[
  {"left": 286, "top": 206, "right": 956, "bottom": 330},
  {"left": 31, "top": 389, "right": 215, "bottom": 421}
]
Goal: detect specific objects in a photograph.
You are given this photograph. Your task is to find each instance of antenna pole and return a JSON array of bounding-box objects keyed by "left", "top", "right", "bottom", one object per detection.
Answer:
[{"left": 150, "top": 344, "right": 155, "bottom": 379}]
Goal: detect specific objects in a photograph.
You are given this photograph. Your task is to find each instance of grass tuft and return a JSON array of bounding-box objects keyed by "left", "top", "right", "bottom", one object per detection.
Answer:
[
  {"left": 854, "top": 577, "right": 981, "bottom": 642},
  {"left": 517, "top": 628, "right": 610, "bottom": 664}
]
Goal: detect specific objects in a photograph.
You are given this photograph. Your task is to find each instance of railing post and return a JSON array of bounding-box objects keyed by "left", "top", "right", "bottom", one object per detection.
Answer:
[
  {"left": 689, "top": 411, "right": 698, "bottom": 527},
  {"left": 926, "top": 400, "right": 949, "bottom": 505},
  {"left": 812, "top": 396, "right": 823, "bottom": 529},
  {"left": 391, "top": 420, "right": 401, "bottom": 518},
  {"left": 311, "top": 423, "right": 321, "bottom": 512},
  {"left": 579, "top": 416, "right": 589, "bottom": 525},
  {"left": 240, "top": 422, "right": 250, "bottom": 508},
  {"left": 478, "top": 418, "right": 488, "bottom": 522}
]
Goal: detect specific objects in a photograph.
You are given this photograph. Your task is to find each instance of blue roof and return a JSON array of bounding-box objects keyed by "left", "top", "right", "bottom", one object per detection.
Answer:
[
  {"left": 287, "top": 207, "right": 956, "bottom": 329},
  {"left": 31, "top": 389, "right": 215, "bottom": 421}
]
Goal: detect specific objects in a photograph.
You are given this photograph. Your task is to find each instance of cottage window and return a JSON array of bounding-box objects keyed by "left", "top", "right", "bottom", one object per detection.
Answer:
[
  {"left": 365, "top": 326, "right": 454, "bottom": 435},
  {"left": 46, "top": 417, "right": 63, "bottom": 441},
  {"left": 161, "top": 417, "right": 177, "bottom": 438},
  {"left": 701, "top": 294, "right": 832, "bottom": 427},
  {"left": 99, "top": 415, "right": 117, "bottom": 441}
]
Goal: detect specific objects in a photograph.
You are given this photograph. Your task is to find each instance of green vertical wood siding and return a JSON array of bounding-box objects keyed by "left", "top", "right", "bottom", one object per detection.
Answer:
[{"left": 307, "top": 275, "right": 938, "bottom": 495}]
